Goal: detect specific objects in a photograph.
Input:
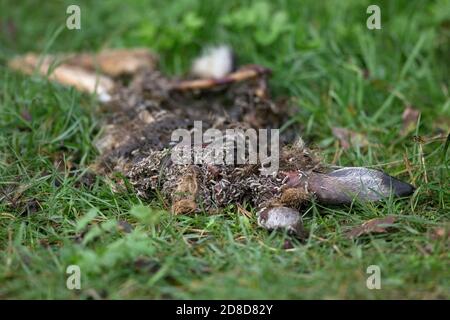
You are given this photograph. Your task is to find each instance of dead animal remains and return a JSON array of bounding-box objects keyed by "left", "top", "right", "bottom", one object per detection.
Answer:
[{"left": 8, "top": 47, "right": 415, "bottom": 237}]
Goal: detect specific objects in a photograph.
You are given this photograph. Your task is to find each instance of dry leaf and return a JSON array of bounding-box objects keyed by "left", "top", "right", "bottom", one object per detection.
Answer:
[
  {"left": 332, "top": 127, "right": 369, "bottom": 150},
  {"left": 402, "top": 105, "right": 420, "bottom": 135},
  {"left": 345, "top": 216, "right": 397, "bottom": 239}
]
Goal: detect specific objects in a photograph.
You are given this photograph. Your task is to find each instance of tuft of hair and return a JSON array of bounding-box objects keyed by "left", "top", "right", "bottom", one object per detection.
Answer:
[
  {"left": 191, "top": 45, "right": 234, "bottom": 79},
  {"left": 172, "top": 199, "right": 197, "bottom": 215},
  {"left": 293, "top": 137, "right": 305, "bottom": 150},
  {"left": 280, "top": 188, "right": 309, "bottom": 208}
]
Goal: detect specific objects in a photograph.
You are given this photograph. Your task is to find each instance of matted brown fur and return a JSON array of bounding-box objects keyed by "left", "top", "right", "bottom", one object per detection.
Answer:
[{"left": 92, "top": 67, "right": 323, "bottom": 213}]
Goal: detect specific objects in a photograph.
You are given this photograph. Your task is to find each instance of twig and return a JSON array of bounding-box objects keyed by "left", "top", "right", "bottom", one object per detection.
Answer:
[{"left": 171, "top": 65, "right": 271, "bottom": 91}]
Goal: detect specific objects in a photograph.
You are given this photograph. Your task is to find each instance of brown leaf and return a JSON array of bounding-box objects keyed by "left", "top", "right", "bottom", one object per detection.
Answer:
[
  {"left": 345, "top": 216, "right": 397, "bottom": 239},
  {"left": 332, "top": 127, "right": 369, "bottom": 150},
  {"left": 402, "top": 105, "right": 420, "bottom": 135}
]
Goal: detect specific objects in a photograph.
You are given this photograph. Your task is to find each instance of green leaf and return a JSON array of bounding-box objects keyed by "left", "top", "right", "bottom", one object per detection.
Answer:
[
  {"left": 130, "top": 205, "right": 162, "bottom": 226},
  {"left": 183, "top": 12, "right": 204, "bottom": 30},
  {"left": 76, "top": 208, "right": 98, "bottom": 232}
]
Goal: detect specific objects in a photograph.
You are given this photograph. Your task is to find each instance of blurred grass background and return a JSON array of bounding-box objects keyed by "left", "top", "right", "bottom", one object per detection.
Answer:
[{"left": 0, "top": 0, "right": 449, "bottom": 299}]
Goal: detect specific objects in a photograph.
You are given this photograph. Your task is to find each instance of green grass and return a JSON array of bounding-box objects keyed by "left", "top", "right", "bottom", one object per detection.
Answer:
[{"left": 0, "top": 0, "right": 449, "bottom": 299}]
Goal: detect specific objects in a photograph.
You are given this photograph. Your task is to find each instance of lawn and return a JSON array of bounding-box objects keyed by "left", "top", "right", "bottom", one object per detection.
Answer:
[{"left": 0, "top": 0, "right": 449, "bottom": 299}]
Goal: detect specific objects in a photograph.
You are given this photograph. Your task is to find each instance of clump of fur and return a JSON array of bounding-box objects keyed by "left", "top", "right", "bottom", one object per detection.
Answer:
[
  {"left": 93, "top": 51, "right": 323, "bottom": 214},
  {"left": 125, "top": 140, "right": 321, "bottom": 213},
  {"left": 191, "top": 45, "right": 234, "bottom": 79},
  {"left": 172, "top": 199, "right": 197, "bottom": 215},
  {"left": 280, "top": 188, "right": 310, "bottom": 208}
]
